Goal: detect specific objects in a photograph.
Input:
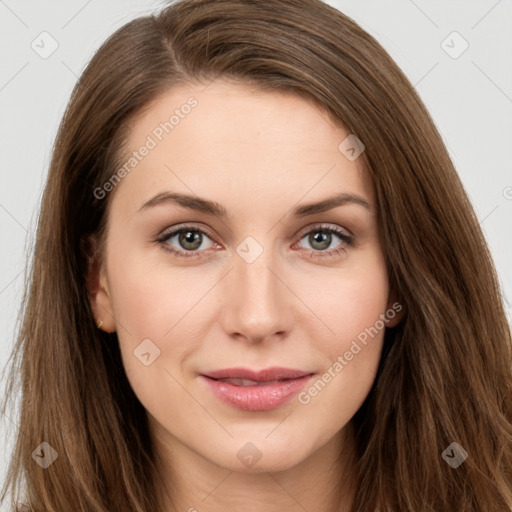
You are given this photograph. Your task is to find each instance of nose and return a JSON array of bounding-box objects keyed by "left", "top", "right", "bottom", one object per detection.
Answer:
[{"left": 220, "top": 244, "right": 294, "bottom": 345}]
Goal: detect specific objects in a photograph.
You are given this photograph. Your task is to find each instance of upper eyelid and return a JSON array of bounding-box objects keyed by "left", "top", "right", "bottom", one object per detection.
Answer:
[
  {"left": 296, "top": 223, "right": 352, "bottom": 238},
  {"left": 159, "top": 223, "right": 217, "bottom": 241}
]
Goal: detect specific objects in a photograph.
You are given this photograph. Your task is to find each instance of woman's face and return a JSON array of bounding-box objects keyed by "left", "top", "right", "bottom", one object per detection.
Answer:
[{"left": 89, "top": 78, "right": 399, "bottom": 474}]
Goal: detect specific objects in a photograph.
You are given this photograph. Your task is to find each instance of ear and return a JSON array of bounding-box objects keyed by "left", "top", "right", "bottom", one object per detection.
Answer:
[
  {"left": 385, "top": 288, "right": 405, "bottom": 328},
  {"left": 84, "top": 235, "right": 116, "bottom": 333}
]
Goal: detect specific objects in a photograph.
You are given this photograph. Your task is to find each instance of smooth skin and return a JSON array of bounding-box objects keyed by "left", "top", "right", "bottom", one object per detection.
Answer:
[{"left": 87, "top": 78, "right": 403, "bottom": 512}]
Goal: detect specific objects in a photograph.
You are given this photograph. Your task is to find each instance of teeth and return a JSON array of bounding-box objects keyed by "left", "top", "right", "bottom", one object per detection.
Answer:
[{"left": 218, "top": 378, "right": 284, "bottom": 386}]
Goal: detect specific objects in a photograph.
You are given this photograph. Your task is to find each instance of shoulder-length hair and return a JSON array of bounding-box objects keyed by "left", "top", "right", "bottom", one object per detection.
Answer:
[{"left": 2, "top": 0, "right": 511, "bottom": 510}]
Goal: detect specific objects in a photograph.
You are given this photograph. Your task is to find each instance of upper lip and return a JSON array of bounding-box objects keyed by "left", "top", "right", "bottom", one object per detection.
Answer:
[{"left": 201, "top": 367, "right": 313, "bottom": 382}]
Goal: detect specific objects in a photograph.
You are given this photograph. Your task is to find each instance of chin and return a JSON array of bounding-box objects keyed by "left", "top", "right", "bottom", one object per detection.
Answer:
[{"left": 207, "top": 437, "right": 312, "bottom": 474}]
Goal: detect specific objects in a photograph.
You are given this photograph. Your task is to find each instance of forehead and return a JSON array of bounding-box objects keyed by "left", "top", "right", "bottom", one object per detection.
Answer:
[
  {"left": 127, "top": 79, "right": 347, "bottom": 148},
  {"left": 114, "top": 79, "right": 373, "bottom": 211}
]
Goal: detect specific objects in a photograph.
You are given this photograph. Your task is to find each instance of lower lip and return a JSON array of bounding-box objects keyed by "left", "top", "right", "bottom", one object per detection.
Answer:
[{"left": 200, "top": 374, "right": 314, "bottom": 411}]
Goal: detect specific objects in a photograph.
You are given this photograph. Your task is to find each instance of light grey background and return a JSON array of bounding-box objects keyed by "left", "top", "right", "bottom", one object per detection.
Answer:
[{"left": 1, "top": 0, "right": 511, "bottom": 503}]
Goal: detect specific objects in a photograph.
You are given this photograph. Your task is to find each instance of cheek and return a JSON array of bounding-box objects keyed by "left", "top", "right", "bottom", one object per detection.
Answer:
[
  {"left": 300, "top": 256, "right": 389, "bottom": 353},
  {"left": 295, "top": 256, "right": 389, "bottom": 410},
  {"left": 106, "top": 256, "right": 202, "bottom": 410},
  {"left": 105, "top": 247, "right": 220, "bottom": 395},
  {"left": 107, "top": 246, "right": 207, "bottom": 336}
]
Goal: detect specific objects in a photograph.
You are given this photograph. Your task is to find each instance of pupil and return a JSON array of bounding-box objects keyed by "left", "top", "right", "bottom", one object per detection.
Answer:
[
  {"left": 180, "top": 230, "right": 201, "bottom": 250},
  {"left": 310, "top": 231, "right": 330, "bottom": 250}
]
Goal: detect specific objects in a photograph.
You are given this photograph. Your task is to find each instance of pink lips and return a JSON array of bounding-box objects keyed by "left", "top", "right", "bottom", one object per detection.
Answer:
[{"left": 200, "top": 367, "right": 314, "bottom": 411}]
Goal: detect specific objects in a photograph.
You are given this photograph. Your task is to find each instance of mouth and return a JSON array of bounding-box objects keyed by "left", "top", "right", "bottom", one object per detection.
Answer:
[
  {"left": 206, "top": 377, "right": 296, "bottom": 387},
  {"left": 201, "top": 366, "right": 312, "bottom": 382},
  {"left": 199, "top": 367, "right": 315, "bottom": 411}
]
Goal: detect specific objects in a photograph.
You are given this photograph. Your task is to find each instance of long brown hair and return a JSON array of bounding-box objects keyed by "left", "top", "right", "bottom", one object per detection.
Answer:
[{"left": 2, "top": 0, "right": 511, "bottom": 510}]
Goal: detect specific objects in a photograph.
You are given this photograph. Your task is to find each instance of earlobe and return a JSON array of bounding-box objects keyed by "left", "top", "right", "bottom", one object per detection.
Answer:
[{"left": 84, "top": 235, "right": 116, "bottom": 333}]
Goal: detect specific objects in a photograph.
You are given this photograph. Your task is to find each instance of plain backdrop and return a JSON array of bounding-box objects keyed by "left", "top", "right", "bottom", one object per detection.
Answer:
[{"left": 1, "top": 0, "right": 511, "bottom": 504}]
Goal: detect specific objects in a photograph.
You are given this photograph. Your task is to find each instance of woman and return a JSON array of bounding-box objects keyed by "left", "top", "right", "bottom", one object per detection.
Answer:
[{"left": 2, "top": 0, "right": 511, "bottom": 510}]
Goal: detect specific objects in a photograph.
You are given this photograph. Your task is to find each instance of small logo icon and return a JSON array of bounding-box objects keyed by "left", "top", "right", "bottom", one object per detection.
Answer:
[
  {"left": 237, "top": 442, "right": 263, "bottom": 467},
  {"left": 134, "top": 338, "right": 161, "bottom": 366},
  {"left": 338, "top": 134, "right": 365, "bottom": 161},
  {"left": 32, "top": 442, "right": 58, "bottom": 468},
  {"left": 441, "top": 442, "right": 468, "bottom": 468},
  {"left": 236, "top": 236, "right": 264, "bottom": 264},
  {"left": 31, "top": 31, "right": 59, "bottom": 59},
  {"left": 441, "top": 31, "right": 469, "bottom": 59}
]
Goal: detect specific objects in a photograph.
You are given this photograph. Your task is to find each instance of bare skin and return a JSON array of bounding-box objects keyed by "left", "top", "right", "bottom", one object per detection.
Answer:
[{"left": 88, "top": 78, "right": 402, "bottom": 512}]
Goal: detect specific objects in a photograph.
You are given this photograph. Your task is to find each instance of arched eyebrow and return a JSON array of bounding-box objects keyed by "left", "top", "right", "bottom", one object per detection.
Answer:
[
  {"left": 138, "top": 191, "right": 372, "bottom": 217},
  {"left": 293, "top": 193, "right": 372, "bottom": 216},
  {"left": 139, "top": 191, "right": 227, "bottom": 216}
]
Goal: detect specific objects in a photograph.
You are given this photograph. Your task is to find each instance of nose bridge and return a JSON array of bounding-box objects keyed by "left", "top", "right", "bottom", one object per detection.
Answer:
[{"left": 221, "top": 238, "right": 291, "bottom": 343}]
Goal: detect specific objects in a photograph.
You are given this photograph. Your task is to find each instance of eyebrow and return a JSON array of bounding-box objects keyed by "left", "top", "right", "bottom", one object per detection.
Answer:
[{"left": 138, "top": 191, "right": 372, "bottom": 217}]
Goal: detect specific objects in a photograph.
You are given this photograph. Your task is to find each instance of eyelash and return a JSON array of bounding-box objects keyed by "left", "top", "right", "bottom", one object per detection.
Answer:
[{"left": 155, "top": 224, "right": 354, "bottom": 260}]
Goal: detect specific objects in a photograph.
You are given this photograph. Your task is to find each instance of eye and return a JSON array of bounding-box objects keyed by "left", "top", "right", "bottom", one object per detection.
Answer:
[
  {"left": 156, "top": 225, "right": 218, "bottom": 258},
  {"left": 293, "top": 225, "right": 354, "bottom": 259},
  {"left": 156, "top": 224, "right": 354, "bottom": 259}
]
